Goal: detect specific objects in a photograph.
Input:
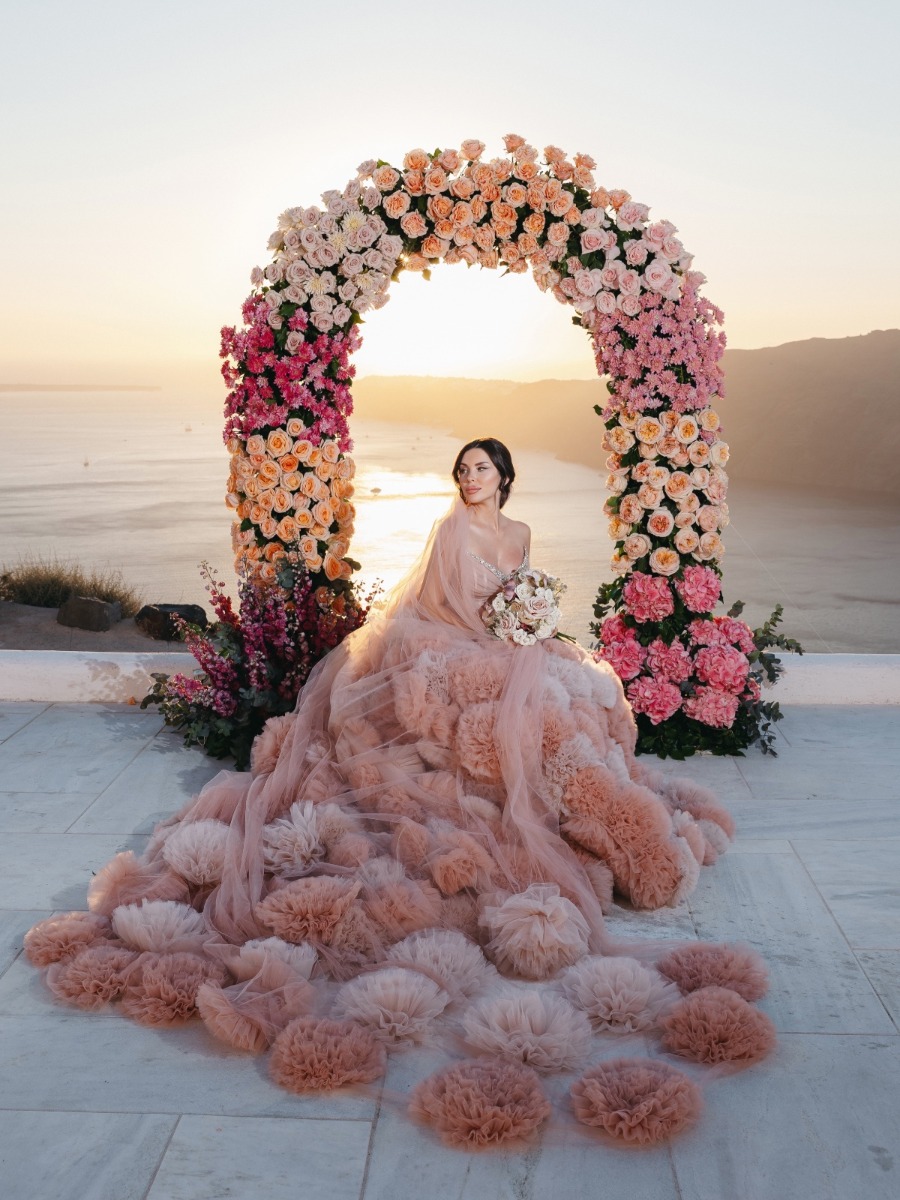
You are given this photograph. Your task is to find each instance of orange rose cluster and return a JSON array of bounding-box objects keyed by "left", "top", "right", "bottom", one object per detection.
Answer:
[{"left": 226, "top": 423, "right": 355, "bottom": 584}]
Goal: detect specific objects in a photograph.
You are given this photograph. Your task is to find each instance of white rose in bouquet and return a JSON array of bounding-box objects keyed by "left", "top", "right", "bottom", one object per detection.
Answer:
[{"left": 480, "top": 567, "right": 570, "bottom": 646}]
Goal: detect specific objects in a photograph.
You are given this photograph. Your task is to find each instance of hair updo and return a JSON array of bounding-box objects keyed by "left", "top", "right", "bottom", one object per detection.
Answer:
[{"left": 452, "top": 438, "right": 516, "bottom": 509}]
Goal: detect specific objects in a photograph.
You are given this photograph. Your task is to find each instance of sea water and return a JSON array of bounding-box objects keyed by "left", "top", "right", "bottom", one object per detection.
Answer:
[{"left": 1, "top": 390, "right": 897, "bottom": 652}]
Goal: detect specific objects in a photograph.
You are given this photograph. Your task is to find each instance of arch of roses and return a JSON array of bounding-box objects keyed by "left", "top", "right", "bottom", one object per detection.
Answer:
[{"left": 219, "top": 134, "right": 774, "bottom": 755}]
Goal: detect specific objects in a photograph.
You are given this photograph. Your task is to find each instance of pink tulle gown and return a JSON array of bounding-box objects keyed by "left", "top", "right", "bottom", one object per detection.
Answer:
[{"left": 26, "top": 498, "right": 760, "bottom": 1140}]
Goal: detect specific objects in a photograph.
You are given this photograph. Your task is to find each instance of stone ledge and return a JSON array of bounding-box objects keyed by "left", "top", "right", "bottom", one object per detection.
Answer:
[
  {"left": 1, "top": 650, "right": 898, "bottom": 706},
  {"left": 0, "top": 650, "right": 196, "bottom": 703}
]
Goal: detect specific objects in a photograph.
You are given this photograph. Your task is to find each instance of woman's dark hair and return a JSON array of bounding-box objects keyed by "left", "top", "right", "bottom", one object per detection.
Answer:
[{"left": 452, "top": 437, "right": 516, "bottom": 509}]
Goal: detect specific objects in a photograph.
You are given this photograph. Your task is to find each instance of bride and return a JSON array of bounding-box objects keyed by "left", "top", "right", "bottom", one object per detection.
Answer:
[{"left": 25, "top": 436, "right": 744, "bottom": 1128}]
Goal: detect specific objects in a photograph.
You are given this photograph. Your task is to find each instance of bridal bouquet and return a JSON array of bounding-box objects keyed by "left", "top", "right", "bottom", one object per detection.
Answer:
[{"left": 481, "top": 567, "right": 567, "bottom": 646}]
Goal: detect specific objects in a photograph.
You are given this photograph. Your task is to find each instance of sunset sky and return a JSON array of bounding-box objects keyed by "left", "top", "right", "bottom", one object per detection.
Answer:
[{"left": 2, "top": 0, "right": 898, "bottom": 390}]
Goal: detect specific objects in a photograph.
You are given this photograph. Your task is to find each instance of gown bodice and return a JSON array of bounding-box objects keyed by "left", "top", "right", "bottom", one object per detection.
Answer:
[{"left": 467, "top": 547, "right": 529, "bottom": 597}]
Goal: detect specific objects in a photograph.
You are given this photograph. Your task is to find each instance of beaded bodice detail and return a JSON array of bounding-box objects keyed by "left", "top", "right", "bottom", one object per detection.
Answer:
[{"left": 467, "top": 547, "right": 529, "bottom": 583}]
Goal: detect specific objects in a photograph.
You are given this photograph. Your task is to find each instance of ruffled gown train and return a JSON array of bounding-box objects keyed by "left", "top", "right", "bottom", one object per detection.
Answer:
[{"left": 26, "top": 499, "right": 754, "bottom": 1138}]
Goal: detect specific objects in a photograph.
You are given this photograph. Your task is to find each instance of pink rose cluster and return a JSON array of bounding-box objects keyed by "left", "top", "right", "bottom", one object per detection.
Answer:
[{"left": 221, "top": 297, "right": 359, "bottom": 451}]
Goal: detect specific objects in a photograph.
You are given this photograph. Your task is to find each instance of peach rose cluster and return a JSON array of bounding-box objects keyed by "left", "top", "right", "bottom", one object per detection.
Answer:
[
  {"left": 603, "top": 405, "right": 729, "bottom": 582},
  {"left": 226, "top": 424, "right": 355, "bottom": 584}
]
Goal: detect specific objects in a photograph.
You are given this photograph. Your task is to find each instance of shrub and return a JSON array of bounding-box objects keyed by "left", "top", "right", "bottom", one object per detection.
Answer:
[{"left": 0, "top": 556, "right": 143, "bottom": 615}]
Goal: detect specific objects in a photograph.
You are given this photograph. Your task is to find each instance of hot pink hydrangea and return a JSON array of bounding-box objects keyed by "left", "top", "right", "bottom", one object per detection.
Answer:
[
  {"left": 645, "top": 638, "right": 693, "bottom": 683},
  {"left": 627, "top": 676, "right": 683, "bottom": 724},
  {"left": 694, "top": 644, "right": 749, "bottom": 694},
  {"left": 683, "top": 686, "right": 739, "bottom": 728},
  {"left": 715, "top": 617, "right": 755, "bottom": 655},
  {"left": 689, "top": 616, "right": 755, "bottom": 655},
  {"left": 600, "top": 615, "right": 630, "bottom": 643},
  {"left": 675, "top": 566, "right": 721, "bottom": 613},
  {"left": 599, "top": 636, "right": 647, "bottom": 682},
  {"left": 688, "top": 619, "right": 724, "bottom": 647},
  {"left": 622, "top": 573, "right": 674, "bottom": 624}
]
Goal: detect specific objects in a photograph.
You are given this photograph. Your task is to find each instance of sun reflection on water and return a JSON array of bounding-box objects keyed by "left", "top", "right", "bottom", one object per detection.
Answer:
[{"left": 351, "top": 465, "right": 455, "bottom": 593}]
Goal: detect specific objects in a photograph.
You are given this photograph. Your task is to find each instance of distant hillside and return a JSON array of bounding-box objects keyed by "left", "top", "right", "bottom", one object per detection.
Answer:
[
  {"left": 353, "top": 329, "right": 900, "bottom": 497},
  {"left": 719, "top": 329, "right": 900, "bottom": 496}
]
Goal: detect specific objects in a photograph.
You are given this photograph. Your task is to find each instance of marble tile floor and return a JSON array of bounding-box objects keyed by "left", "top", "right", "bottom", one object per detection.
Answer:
[{"left": 0, "top": 701, "right": 897, "bottom": 1200}]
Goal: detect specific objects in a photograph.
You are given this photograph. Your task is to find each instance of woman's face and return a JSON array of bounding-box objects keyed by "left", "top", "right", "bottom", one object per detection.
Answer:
[{"left": 457, "top": 447, "right": 503, "bottom": 505}]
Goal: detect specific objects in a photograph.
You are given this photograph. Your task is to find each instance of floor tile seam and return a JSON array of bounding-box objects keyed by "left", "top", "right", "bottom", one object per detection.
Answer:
[
  {"left": 774, "top": 1027, "right": 900, "bottom": 1036},
  {"left": 62, "top": 793, "right": 108, "bottom": 834},
  {"left": 748, "top": 836, "right": 900, "bottom": 842},
  {"left": 0, "top": 704, "right": 51, "bottom": 745},
  {"left": 1, "top": 830, "right": 145, "bottom": 839},
  {"left": 0, "top": 1103, "right": 377, "bottom": 1120},
  {"left": 788, "top": 837, "right": 887, "bottom": 959},
  {"left": 357, "top": 1091, "right": 383, "bottom": 1200},
  {"left": 666, "top": 1139, "right": 686, "bottom": 1200},
  {"left": 849, "top": 947, "right": 900, "bottom": 1035},
  {"left": 0, "top": 944, "right": 27, "bottom": 982},
  {"left": 140, "top": 1113, "right": 181, "bottom": 1200},
  {"left": 763, "top": 1030, "right": 900, "bottom": 1039},
  {"left": 62, "top": 726, "right": 168, "bottom": 811},
  {"left": 0, "top": 789, "right": 133, "bottom": 800}
]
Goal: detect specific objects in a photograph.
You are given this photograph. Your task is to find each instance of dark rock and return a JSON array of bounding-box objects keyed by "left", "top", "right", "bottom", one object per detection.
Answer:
[
  {"left": 135, "top": 603, "right": 208, "bottom": 641},
  {"left": 57, "top": 595, "right": 122, "bottom": 632}
]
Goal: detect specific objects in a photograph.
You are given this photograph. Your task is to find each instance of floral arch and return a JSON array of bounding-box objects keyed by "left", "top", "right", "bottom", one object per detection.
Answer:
[{"left": 213, "top": 135, "right": 789, "bottom": 758}]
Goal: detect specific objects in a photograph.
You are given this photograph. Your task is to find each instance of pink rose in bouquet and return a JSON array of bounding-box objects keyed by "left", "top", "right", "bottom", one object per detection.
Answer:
[{"left": 480, "top": 568, "right": 566, "bottom": 647}]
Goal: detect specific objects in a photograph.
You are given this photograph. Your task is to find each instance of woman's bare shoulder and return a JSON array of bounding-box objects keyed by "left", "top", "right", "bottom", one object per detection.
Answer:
[{"left": 502, "top": 515, "right": 532, "bottom": 545}]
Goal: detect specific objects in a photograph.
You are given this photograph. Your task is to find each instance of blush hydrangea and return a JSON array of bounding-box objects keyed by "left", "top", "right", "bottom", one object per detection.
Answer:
[
  {"left": 675, "top": 566, "right": 722, "bottom": 613},
  {"left": 683, "top": 686, "right": 740, "bottom": 728},
  {"left": 622, "top": 574, "right": 675, "bottom": 624},
  {"left": 694, "top": 645, "right": 750, "bottom": 694},
  {"left": 645, "top": 638, "right": 693, "bottom": 683},
  {"left": 598, "top": 636, "right": 647, "bottom": 681},
  {"left": 626, "top": 677, "right": 683, "bottom": 724}
]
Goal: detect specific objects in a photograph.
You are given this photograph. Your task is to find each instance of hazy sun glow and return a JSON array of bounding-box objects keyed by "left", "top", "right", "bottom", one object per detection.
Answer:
[
  {"left": 1, "top": 1, "right": 897, "bottom": 389},
  {"left": 354, "top": 266, "right": 597, "bottom": 381}
]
